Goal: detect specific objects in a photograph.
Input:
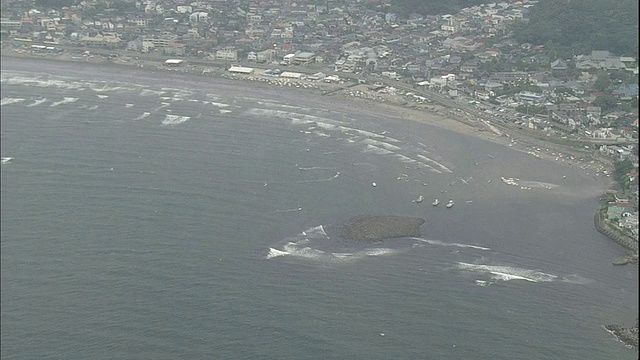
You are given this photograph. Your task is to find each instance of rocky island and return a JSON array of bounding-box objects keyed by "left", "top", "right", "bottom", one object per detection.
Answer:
[
  {"left": 604, "top": 318, "right": 639, "bottom": 351},
  {"left": 338, "top": 215, "right": 425, "bottom": 242}
]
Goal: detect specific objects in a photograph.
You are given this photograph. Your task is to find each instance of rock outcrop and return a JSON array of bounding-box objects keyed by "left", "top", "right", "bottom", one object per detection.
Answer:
[{"left": 339, "top": 215, "right": 425, "bottom": 242}]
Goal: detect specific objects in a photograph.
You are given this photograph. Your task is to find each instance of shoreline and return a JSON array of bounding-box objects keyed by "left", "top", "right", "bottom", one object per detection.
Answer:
[
  {"left": 2, "top": 52, "right": 637, "bottom": 350},
  {"left": 0, "top": 52, "right": 612, "bottom": 170}
]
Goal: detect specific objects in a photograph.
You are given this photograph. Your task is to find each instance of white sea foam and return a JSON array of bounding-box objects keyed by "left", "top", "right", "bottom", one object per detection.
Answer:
[
  {"left": 307, "top": 225, "right": 328, "bottom": 237},
  {"left": 27, "top": 98, "right": 47, "bottom": 107},
  {"left": 337, "top": 126, "right": 386, "bottom": 140},
  {"left": 91, "top": 86, "right": 124, "bottom": 92},
  {"left": 411, "top": 238, "right": 491, "bottom": 251},
  {"left": 1, "top": 98, "right": 25, "bottom": 106},
  {"left": 394, "top": 154, "right": 418, "bottom": 164},
  {"left": 140, "top": 89, "right": 166, "bottom": 97},
  {"left": 50, "top": 97, "right": 79, "bottom": 107},
  {"left": 291, "top": 118, "right": 313, "bottom": 125},
  {"left": 298, "top": 166, "right": 337, "bottom": 171},
  {"left": 133, "top": 112, "right": 151, "bottom": 121},
  {"left": 361, "top": 138, "right": 402, "bottom": 151},
  {"left": 364, "top": 144, "right": 394, "bottom": 155},
  {"left": 275, "top": 208, "right": 302, "bottom": 213},
  {"left": 267, "top": 225, "right": 404, "bottom": 263},
  {"left": 312, "top": 130, "right": 331, "bottom": 137},
  {"left": 125, "top": 103, "right": 134, "bottom": 108},
  {"left": 519, "top": 180, "right": 561, "bottom": 190},
  {"left": 266, "top": 248, "right": 289, "bottom": 259},
  {"left": 161, "top": 115, "right": 190, "bottom": 126},
  {"left": 87, "top": 105, "right": 99, "bottom": 110},
  {"left": 456, "top": 262, "right": 559, "bottom": 283},
  {"left": 1, "top": 74, "right": 85, "bottom": 90},
  {"left": 315, "top": 121, "right": 338, "bottom": 131},
  {"left": 363, "top": 248, "right": 397, "bottom": 256},
  {"left": 220, "top": 109, "right": 233, "bottom": 114},
  {"left": 96, "top": 95, "right": 109, "bottom": 99},
  {"left": 1, "top": 157, "right": 13, "bottom": 164},
  {"left": 247, "top": 108, "right": 344, "bottom": 127},
  {"left": 416, "top": 154, "right": 453, "bottom": 173}
]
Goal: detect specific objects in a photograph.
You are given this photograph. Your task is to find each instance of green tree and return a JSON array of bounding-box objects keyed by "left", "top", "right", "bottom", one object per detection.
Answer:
[
  {"left": 593, "top": 93, "right": 617, "bottom": 111},
  {"left": 594, "top": 71, "right": 612, "bottom": 92},
  {"left": 614, "top": 158, "right": 633, "bottom": 186}
]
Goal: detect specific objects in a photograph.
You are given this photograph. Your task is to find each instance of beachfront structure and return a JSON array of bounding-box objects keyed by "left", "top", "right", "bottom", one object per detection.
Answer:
[
  {"left": 165, "top": 59, "right": 184, "bottom": 66},
  {"left": 279, "top": 71, "right": 304, "bottom": 79},
  {"left": 228, "top": 66, "right": 254, "bottom": 74}
]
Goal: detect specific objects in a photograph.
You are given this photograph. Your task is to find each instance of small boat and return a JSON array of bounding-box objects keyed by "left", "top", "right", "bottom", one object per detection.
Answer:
[
  {"left": 432, "top": 199, "right": 440, "bottom": 206},
  {"left": 412, "top": 195, "right": 424, "bottom": 203},
  {"left": 446, "top": 200, "right": 454, "bottom": 208}
]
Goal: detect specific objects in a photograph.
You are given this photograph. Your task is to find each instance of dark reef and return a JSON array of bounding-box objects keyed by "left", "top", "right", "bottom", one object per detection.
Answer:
[{"left": 338, "top": 215, "right": 425, "bottom": 242}]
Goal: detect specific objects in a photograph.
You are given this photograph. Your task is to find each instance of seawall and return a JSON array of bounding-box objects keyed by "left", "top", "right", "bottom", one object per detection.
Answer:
[{"left": 594, "top": 211, "right": 638, "bottom": 254}]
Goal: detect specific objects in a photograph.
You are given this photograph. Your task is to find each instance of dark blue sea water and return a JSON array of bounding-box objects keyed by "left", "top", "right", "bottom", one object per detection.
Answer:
[{"left": 1, "top": 59, "right": 637, "bottom": 359}]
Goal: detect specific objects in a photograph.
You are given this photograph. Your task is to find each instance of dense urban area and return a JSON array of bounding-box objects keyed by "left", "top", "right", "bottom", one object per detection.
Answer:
[{"left": 1, "top": 0, "right": 638, "bottom": 348}]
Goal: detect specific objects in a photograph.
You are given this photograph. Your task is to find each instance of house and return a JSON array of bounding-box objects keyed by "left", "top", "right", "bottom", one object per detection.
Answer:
[{"left": 612, "top": 84, "right": 639, "bottom": 99}]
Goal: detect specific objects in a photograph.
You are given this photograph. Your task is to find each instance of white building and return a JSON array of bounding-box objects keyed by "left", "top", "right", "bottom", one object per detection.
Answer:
[
  {"left": 280, "top": 71, "right": 304, "bottom": 79},
  {"left": 189, "top": 12, "right": 208, "bottom": 23},
  {"left": 228, "top": 66, "right": 254, "bottom": 74}
]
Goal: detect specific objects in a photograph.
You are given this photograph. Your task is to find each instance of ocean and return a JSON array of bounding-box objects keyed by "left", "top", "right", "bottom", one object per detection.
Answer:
[{"left": 1, "top": 58, "right": 637, "bottom": 359}]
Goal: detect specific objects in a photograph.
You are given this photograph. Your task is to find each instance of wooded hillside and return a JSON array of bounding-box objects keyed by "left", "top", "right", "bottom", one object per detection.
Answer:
[{"left": 512, "top": 0, "right": 638, "bottom": 56}]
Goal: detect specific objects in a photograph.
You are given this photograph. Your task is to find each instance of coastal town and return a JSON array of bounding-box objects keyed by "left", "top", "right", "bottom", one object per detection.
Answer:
[
  {"left": 2, "top": 0, "right": 637, "bottom": 252},
  {"left": 1, "top": 0, "right": 638, "bottom": 351},
  {"left": 5, "top": 0, "right": 637, "bottom": 240}
]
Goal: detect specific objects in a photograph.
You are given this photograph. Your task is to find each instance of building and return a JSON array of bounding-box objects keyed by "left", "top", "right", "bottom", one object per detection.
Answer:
[
  {"left": 216, "top": 48, "right": 238, "bottom": 61},
  {"left": 279, "top": 71, "right": 304, "bottom": 79},
  {"left": 228, "top": 66, "right": 254, "bottom": 74},
  {"left": 79, "top": 33, "right": 121, "bottom": 48},
  {"left": 516, "top": 91, "right": 545, "bottom": 104},
  {"left": 282, "top": 53, "right": 296, "bottom": 64},
  {"left": 291, "top": 52, "right": 315, "bottom": 66},
  {"left": 189, "top": 12, "right": 208, "bottom": 23},
  {"left": 164, "top": 59, "right": 184, "bottom": 66}
]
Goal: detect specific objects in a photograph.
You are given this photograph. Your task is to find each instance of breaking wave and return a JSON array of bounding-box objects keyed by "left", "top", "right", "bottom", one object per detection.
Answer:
[
  {"left": 1, "top": 98, "right": 25, "bottom": 106},
  {"left": 27, "top": 98, "right": 47, "bottom": 107},
  {"left": 411, "top": 238, "right": 490, "bottom": 251},
  {"left": 161, "top": 115, "right": 190, "bottom": 126},
  {"left": 50, "top": 97, "right": 79, "bottom": 107},
  {"left": 456, "top": 262, "right": 560, "bottom": 283},
  {"left": 133, "top": 112, "right": 151, "bottom": 121},
  {"left": 246, "top": 107, "right": 454, "bottom": 175},
  {"left": 266, "top": 225, "right": 400, "bottom": 263}
]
